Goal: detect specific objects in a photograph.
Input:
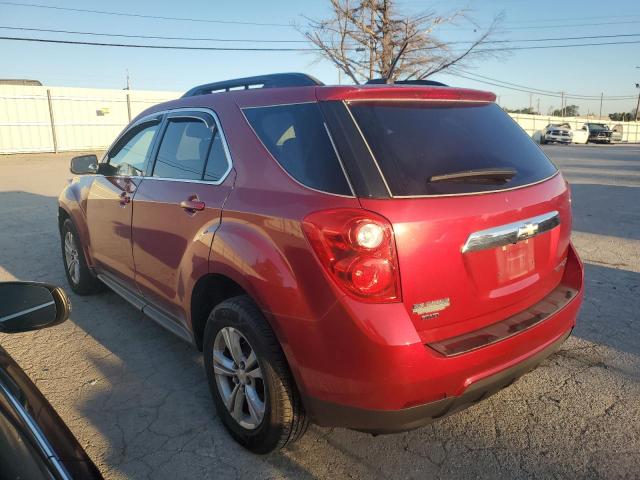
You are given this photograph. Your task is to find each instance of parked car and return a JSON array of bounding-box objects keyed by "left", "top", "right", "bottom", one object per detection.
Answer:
[
  {"left": 570, "top": 124, "right": 589, "bottom": 144},
  {"left": 611, "top": 124, "right": 623, "bottom": 143},
  {"left": 540, "top": 123, "right": 572, "bottom": 144},
  {"left": 59, "top": 73, "right": 584, "bottom": 453},
  {"left": 584, "top": 122, "right": 613, "bottom": 143},
  {"left": 0, "top": 281, "right": 102, "bottom": 479}
]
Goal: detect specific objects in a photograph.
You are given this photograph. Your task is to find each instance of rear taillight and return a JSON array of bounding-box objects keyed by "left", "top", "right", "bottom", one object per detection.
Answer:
[{"left": 302, "top": 209, "right": 401, "bottom": 303}]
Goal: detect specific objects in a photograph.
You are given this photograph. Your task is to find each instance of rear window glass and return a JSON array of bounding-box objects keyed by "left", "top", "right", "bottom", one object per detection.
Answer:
[
  {"left": 349, "top": 101, "right": 557, "bottom": 196},
  {"left": 243, "top": 103, "right": 352, "bottom": 195}
]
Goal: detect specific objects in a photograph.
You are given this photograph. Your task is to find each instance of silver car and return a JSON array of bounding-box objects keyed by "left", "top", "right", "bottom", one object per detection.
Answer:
[{"left": 541, "top": 123, "right": 572, "bottom": 144}]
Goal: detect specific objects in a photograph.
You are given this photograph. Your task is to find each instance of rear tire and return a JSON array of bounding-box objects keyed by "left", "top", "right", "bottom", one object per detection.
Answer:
[
  {"left": 60, "top": 218, "right": 103, "bottom": 295},
  {"left": 203, "top": 296, "right": 308, "bottom": 454}
]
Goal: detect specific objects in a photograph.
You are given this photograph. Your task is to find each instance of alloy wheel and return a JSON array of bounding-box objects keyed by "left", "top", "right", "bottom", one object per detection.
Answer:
[
  {"left": 64, "top": 231, "right": 80, "bottom": 284},
  {"left": 213, "top": 326, "right": 266, "bottom": 430}
]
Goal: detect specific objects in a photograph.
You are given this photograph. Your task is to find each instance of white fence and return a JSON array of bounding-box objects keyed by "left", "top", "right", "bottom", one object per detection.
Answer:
[
  {"left": 0, "top": 85, "right": 179, "bottom": 154},
  {"left": 1, "top": 85, "right": 639, "bottom": 154}
]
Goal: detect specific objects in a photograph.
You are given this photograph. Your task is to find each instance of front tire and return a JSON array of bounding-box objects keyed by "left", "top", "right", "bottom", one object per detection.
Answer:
[
  {"left": 203, "top": 296, "right": 308, "bottom": 454},
  {"left": 60, "top": 218, "right": 103, "bottom": 295}
]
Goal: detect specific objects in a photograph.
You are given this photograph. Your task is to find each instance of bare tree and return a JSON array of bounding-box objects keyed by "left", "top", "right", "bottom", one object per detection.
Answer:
[{"left": 298, "top": 0, "right": 502, "bottom": 84}]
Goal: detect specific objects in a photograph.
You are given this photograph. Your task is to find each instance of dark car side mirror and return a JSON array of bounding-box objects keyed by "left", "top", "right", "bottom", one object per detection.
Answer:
[
  {"left": 70, "top": 154, "right": 98, "bottom": 175},
  {"left": 0, "top": 282, "right": 71, "bottom": 334}
]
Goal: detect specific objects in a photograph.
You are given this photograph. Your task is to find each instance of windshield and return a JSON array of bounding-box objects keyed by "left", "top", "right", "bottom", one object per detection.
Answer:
[{"left": 348, "top": 101, "right": 557, "bottom": 196}]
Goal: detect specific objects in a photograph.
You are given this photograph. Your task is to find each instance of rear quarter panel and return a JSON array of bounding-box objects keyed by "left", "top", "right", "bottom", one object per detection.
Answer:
[{"left": 205, "top": 97, "right": 363, "bottom": 394}]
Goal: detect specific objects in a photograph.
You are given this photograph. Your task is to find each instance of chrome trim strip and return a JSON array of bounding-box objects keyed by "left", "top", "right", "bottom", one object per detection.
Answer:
[
  {"left": 323, "top": 121, "right": 356, "bottom": 196},
  {"left": 342, "top": 100, "right": 393, "bottom": 197},
  {"left": 101, "top": 107, "right": 234, "bottom": 187},
  {"left": 238, "top": 105, "right": 356, "bottom": 199},
  {"left": 0, "top": 382, "right": 72, "bottom": 480},
  {"left": 240, "top": 100, "right": 315, "bottom": 109},
  {"left": 0, "top": 301, "right": 55, "bottom": 323},
  {"left": 462, "top": 211, "right": 560, "bottom": 253}
]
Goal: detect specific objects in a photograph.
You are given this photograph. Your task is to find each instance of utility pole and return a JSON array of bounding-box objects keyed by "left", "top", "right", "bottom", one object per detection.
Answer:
[
  {"left": 635, "top": 83, "right": 640, "bottom": 122},
  {"left": 529, "top": 93, "right": 532, "bottom": 114},
  {"left": 560, "top": 91, "right": 565, "bottom": 117},
  {"left": 537, "top": 98, "right": 540, "bottom": 115},
  {"left": 636, "top": 67, "right": 639, "bottom": 122},
  {"left": 599, "top": 92, "right": 603, "bottom": 120},
  {"left": 125, "top": 69, "right": 131, "bottom": 90}
]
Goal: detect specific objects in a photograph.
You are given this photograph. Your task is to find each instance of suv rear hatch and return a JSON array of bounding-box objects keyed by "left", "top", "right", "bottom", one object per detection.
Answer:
[{"left": 323, "top": 89, "right": 572, "bottom": 342}]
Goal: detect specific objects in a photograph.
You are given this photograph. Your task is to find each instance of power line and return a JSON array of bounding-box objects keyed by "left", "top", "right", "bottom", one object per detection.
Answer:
[
  {"left": 0, "top": 36, "right": 318, "bottom": 51},
  {"left": 501, "top": 20, "right": 640, "bottom": 30},
  {"left": 0, "top": 1, "right": 293, "bottom": 27},
  {"left": 454, "top": 70, "right": 637, "bottom": 99},
  {"left": 447, "top": 72, "right": 637, "bottom": 101},
  {"left": 437, "top": 19, "right": 640, "bottom": 33},
  {"left": 0, "top": 25, "right": 310, "bottom": 43},
  {"left": 463, "top": 32, "right": 640, "bottom": 45},
  {"left": 4, "top": 1, "right": 640, "bottom": 32},
  {"left": 4, "top": 28, "right": 640, "bottom": 54},
  {"left": 4, "top": 25, "right": 640, "bottom": 47},
  {"left": 478, "top": 39, "right": 640, "bottom": 52},
  {"left": 503, "top": 14, "right": 640, "bottom": 24}
]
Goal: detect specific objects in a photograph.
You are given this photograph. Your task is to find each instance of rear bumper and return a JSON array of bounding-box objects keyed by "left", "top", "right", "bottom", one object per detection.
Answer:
[
  {"left": 306, "top": 329, "right": 570, "bottom": 433},
  {"left": 295, "top": 243, "right": 583, "bottom": 429}
]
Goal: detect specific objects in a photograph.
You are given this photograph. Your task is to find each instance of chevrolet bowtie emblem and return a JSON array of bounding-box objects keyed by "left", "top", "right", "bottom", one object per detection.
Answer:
[{"left": 517, "top": 223, "right": 539, "bottom": 241}]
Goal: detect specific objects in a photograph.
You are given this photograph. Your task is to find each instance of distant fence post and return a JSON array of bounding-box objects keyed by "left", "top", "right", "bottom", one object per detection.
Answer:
[
  {"left": 46, "top": 89, "right": 58, "bottom": 153},
  {"left": 126, "top": 93, "right": 132, "bottom": 122}
]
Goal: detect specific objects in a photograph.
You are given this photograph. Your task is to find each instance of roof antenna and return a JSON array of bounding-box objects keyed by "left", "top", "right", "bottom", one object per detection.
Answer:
[{"left": 384, "top": 41, "right": 408, "bottom": 85}]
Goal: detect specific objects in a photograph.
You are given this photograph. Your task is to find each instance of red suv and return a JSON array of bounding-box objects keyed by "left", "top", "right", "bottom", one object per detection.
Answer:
[{"left": 59, "top": 73, "right": 584, "bottom": 453}]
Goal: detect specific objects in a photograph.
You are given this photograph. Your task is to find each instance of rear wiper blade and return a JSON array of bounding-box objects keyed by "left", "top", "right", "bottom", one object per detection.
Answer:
[{"left": 428, "top": 167, "right": 517, "bottom": 184}]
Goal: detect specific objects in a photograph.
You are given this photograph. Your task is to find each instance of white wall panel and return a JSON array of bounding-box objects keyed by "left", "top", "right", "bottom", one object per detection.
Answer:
[{"left": 1, "top": 85, "right": 638, "bottom": 154}]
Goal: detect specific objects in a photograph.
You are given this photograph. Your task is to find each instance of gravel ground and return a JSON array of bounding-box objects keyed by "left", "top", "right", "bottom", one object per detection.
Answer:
[{"left": 0, "top": 144, "right": 638, "bottom": 479}]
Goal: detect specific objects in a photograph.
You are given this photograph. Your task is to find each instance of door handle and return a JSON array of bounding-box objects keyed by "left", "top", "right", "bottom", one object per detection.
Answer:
[
  {"left": 180, "top": 196, "right": 205, "bottom": 213},
  {"left": 119, "top": 191, "right": 131, "bottom": 206}
]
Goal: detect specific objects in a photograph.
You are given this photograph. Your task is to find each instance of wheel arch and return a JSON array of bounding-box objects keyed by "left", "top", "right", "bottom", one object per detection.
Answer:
[
  {"left": 58, "top": 204, "right": 95, "bottom": 268},
  {"left": 190, "top": 273, "right": 250, "bottom": 351}
]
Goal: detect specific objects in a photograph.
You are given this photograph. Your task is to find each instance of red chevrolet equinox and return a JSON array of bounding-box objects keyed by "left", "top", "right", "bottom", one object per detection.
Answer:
[{"left": 58, "top": 73, "right": 584, "bottom": 453}]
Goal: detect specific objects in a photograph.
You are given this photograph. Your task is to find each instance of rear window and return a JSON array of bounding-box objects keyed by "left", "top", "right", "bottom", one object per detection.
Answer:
[
  {"left": 349, "top": 101, "right": 557, "bottom": 196},
  {"left": 243, "top": 103, "right": 352, "bottom": 195}
]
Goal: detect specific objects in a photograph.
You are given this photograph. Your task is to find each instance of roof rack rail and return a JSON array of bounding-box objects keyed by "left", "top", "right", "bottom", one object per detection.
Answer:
[
  {"left": 182, "top": 72, "right": 324, "bottom": 97},
  {"left": 366, "top": 79, "right": 448, "bottom": 87}
]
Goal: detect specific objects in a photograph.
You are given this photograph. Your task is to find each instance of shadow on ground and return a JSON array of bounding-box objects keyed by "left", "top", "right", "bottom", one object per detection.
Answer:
[{"left": 0, "top": 187, "right": 638, "bottom": 479}]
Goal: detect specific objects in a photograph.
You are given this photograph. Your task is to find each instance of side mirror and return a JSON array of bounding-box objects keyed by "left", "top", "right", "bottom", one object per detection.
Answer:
[
  {"left": 0, "top": 282, "right": 71, "bottom": 334},
  {"left": 70, "top": 154, "right": 98, "bottom": 175}
]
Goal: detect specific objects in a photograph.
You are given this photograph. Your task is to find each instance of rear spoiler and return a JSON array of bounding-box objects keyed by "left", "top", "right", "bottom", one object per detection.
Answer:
[{"left": 316, "top": 85, "right": 496, "bottom": 103}]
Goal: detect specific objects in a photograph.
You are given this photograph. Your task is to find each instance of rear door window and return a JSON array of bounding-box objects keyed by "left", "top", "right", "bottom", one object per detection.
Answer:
[
  {"left": 243, "top": 103, "right": 352, "bottom": 196},
  {"left": 348, "top": 101, "right": 557, "bottom": 196},
  {"left": 153, "top": 118, "right": 212, "bottom": 180},
  {"left": 203, "top": 131, "right": 229, "bottom": 182}
]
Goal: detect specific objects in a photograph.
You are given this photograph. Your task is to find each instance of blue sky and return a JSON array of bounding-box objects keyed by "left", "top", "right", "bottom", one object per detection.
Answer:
[{"left": 1, "top": 0, "right": 639, "bottom": 115}]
